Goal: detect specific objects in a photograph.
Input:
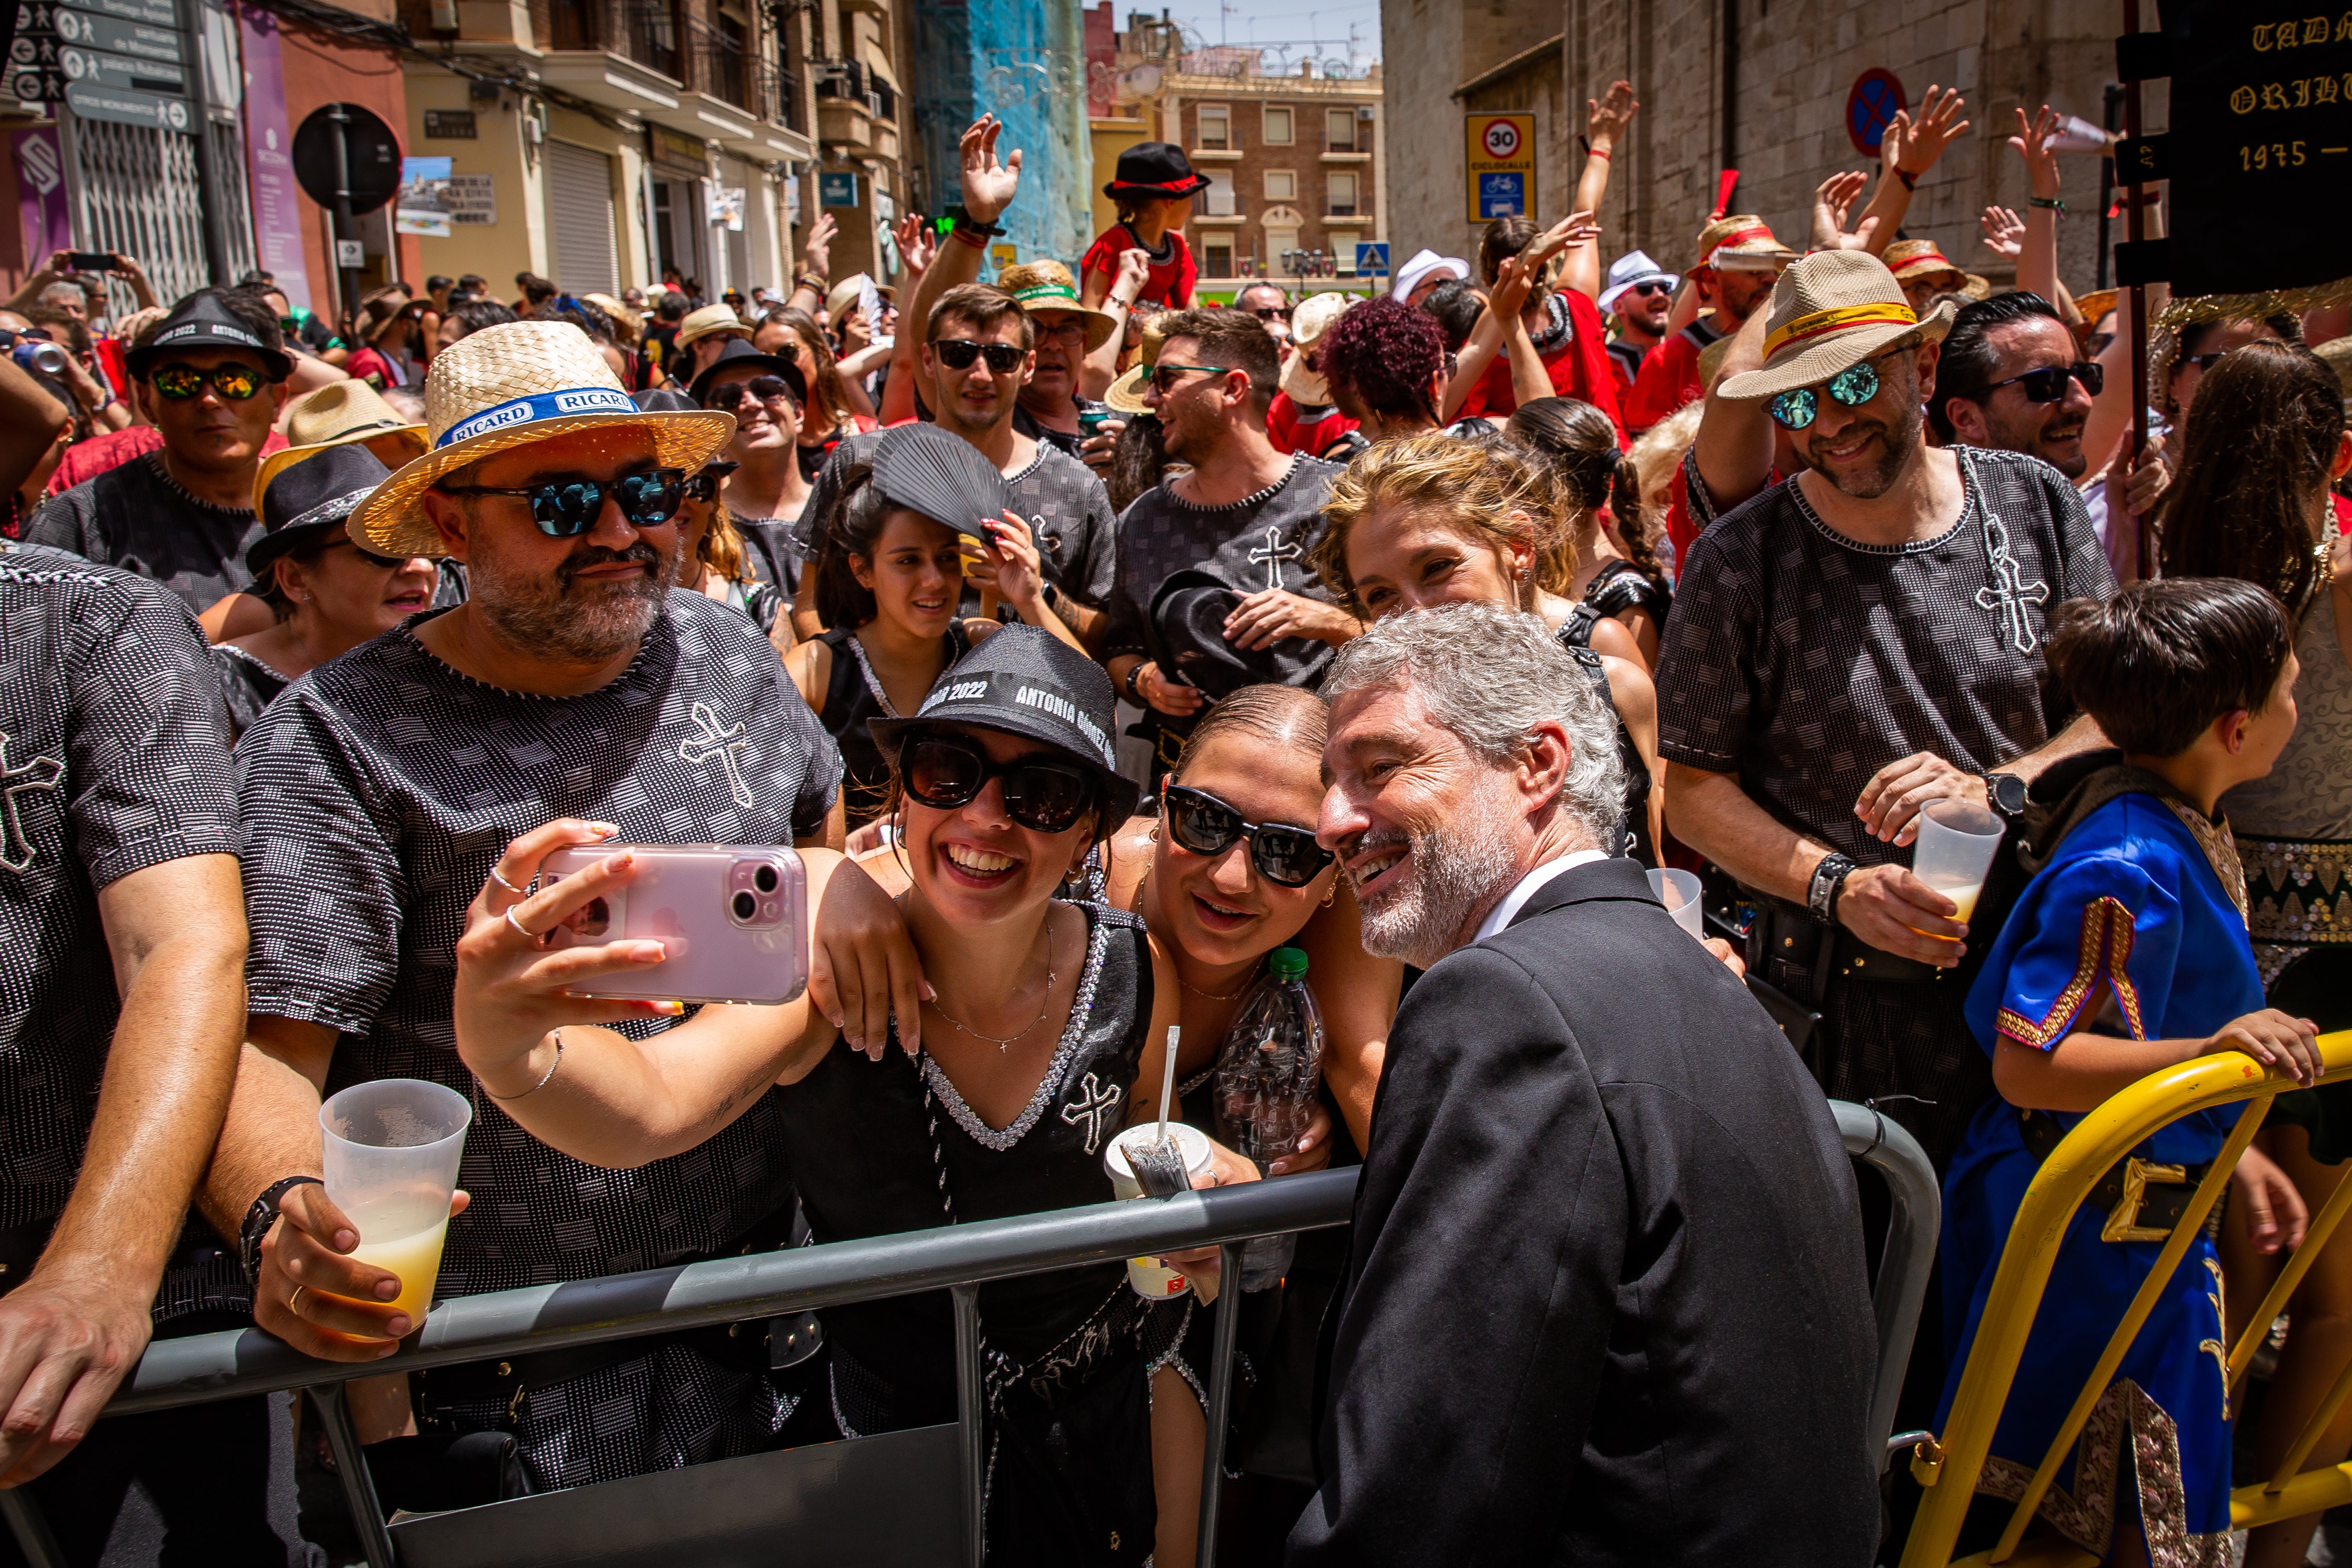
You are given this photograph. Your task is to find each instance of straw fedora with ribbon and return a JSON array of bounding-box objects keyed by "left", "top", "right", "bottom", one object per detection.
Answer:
[
  {"left": 1105, "top": 318, "right": 1174, "bottom": 415},
  {"left": 1279, "top": 292, "right": 1355, "bottom": 406},
  {"left": 1691, "top": 214, "right": 1795, "bottom": 274},
  {"left": 1717, "top": 250, "right": 1955, "bottom": 403},
  {"left": 350, "top": 320, "right": 733, "bottom": 559},
  {"left": 675, "top": 301, "right": 753, "bottom": 350},
  {"left": 1882, "top": 239, "right": 1990, "bottom": 302},
  {"left": 999, "top": 259, "right": 1120, "bottom": 353}
]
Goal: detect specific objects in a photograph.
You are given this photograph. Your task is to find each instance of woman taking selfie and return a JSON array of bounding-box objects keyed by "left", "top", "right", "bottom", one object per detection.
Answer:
[
  {"left": 452, "top": 627, "right": 1232, "bottom": 1567},
  {"left": 786, "top": 424, "right": 1079, "bottom": 831},
  {"left": 1311, "top": 433, "right": 1666, "bottom": 865}
]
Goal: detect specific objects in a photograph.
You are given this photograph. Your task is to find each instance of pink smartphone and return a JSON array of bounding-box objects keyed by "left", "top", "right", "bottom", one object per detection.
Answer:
[{"left": 539, "top": 845, "right": 808, "bottom": 1006}]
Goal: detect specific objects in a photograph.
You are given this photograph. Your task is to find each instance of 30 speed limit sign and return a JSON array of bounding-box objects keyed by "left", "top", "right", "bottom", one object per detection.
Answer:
[{"left": 1465, "top": 112, "right": 1535, "bottom": 221}]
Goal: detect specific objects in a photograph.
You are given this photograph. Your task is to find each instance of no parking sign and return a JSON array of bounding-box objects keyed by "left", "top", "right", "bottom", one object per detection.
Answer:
[
  {"left": 1465, "top": 112, "right": 1535, "bottom": 222},
  {"left": 1846, "top": 69, "right": 1906, "bottom": 156}
]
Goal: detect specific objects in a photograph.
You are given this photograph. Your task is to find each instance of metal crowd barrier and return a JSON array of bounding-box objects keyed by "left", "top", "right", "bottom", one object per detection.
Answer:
[
  {"left": 1900, "top": 1029, "right": 2352, "bottom": 1568},
  {"left": 3, "top": 1101, "right": 1936, "bottom": 1568}
]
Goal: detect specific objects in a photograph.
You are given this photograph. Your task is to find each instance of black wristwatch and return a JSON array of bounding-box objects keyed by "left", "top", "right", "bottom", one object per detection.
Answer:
[
  {"left": 1983, "top": 770, "right": 2028, "bottom": 820},
  {"left": 239, "top": 1175, "right": 324, "bottom": 1289},
  {"left": 1808, "top": 852, "right": 1858, "bottom": 926}
]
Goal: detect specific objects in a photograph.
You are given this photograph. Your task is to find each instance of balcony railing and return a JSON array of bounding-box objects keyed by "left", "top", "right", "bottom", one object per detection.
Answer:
[{"left": 623, "top": 0, "right": 682, "bottom": 81}]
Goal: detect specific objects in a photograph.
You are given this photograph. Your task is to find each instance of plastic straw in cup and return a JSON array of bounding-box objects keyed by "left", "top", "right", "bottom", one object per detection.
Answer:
[
  {"left": 319, "top": 1079, "right": 472, "bottom": 1329},
  {"left": 1910, "top": 800, "right": 2006, "bottom": 926},
  {"left": 1646, "top": 868, "right": 1705, "bottom": 938}
]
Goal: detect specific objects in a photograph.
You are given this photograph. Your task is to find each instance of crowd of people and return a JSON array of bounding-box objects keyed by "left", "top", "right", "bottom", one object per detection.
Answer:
[{"left": 0, "top": 78, "right": 2347, "bottom": 1568}]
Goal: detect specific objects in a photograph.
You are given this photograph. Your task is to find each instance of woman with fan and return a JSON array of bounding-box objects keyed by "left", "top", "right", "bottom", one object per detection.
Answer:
[
  {"left": 451, "top": 626, "right": 1245, "bottom": 1567},
  {"left": 785, "top": 423, "right": 1084, "bottom": 833}
]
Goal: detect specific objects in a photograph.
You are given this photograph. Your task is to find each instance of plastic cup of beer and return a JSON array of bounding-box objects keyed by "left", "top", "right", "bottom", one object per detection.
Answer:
[
  {"left": 1911, "top": 800, "right": 2006, "bottom": 927},
  {"left": 1646, "top": 868, "right": 1705, "bottom": 938},
  {"left": 1103, "top": 1123, "right": 1214, "bottom": 1300},
  {"left": 319, "top": 1079, "right": 472, "bottom": 1331}
]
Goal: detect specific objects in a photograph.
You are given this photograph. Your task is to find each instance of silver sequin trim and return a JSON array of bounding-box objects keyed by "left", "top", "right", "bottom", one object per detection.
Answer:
[{"left": 841, "top": 632, "right": 899, "bottom": 719}]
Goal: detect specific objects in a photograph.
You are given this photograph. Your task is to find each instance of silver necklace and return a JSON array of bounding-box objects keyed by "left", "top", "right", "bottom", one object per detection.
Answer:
[{"left": 926, "top": 926, "right": 1057, "bottom": 1051}]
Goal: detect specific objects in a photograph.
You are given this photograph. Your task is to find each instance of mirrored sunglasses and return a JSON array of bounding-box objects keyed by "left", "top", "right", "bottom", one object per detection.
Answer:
[
  {"left": 153, "top": 362, "right": 263, "bottom": 400},
  {"left": 440, "top": 469, "right": 687, "bottom": 536},
  {"left": 1768, "top": 359, "right": 1886, "bottom": 431}
]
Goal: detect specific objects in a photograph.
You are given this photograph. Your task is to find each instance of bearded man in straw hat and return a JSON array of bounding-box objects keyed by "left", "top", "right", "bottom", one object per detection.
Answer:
[
  {"left": 1653, "top": 250, "right": 2117, "bottom": 1174},
  {"left": 194, "top": 320, "right": 921, "bottom": 1494}
]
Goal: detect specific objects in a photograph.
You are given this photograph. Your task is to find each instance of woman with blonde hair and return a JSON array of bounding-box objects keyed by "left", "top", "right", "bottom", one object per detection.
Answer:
[{"left": 1311, "top": 433, "right": 1665, "bottom": 863}]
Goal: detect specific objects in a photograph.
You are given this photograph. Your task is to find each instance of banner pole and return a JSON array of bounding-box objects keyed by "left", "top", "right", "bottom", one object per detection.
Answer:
[{"left": 2122, "top": 0, "right": 2152, "bottom": 578}]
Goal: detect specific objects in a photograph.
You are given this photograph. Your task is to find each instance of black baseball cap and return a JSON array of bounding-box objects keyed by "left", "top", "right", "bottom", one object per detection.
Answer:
[
  {"left": 868, "top": 624, "right": 1138, "bottom": 827},
  {"left": 127, "top": 289, "right": 293, "bottom": 381}
]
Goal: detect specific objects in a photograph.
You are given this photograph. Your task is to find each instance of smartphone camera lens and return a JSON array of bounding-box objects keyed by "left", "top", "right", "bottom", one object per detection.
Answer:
[
  {"left": 731, "top": 890, "right": 757, "bottom": 921},
  {"left": 762, "top": 900, "right": 780, "bottom": 922},
  {"left": 754, "top": 864, "right": 779, "bottom": 894}
]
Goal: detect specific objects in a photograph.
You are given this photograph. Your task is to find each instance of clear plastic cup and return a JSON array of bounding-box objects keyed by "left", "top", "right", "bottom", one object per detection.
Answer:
[
  {"left": 319, "top": 1079, "right": 472, "bottom": 1329},
  {"left": 1104, "top": 1123, "right": 1214, "bottom": 1300},
  {"left": 1911, "top": 799, "right": 2006, "bottom": 926},
  {"left": 1647, "top": 867, "right": 1704, "bottom": 938}
]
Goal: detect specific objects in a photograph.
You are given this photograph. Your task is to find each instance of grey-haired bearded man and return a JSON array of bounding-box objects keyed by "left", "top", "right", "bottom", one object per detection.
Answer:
[{"left": 1290, "top": 603, "right": 1877, "bottom": 1567}]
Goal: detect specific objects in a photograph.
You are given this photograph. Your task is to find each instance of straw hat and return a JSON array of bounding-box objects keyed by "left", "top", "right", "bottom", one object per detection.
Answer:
[
  {"left": 1105, "top": 317, "right": 1174, "bottom": 415},
  {"left": 1278, "top": 292, "right": 1355, "bottom": 405},
  {"left": 265, "top": 381, "right": 427, "bottom": 500},
  {"left": 350, "top": 320, "right": 733, "bottom": 558},
  {"left": 1692, "top": 214, "right": 1795, "bottom": 274},
  {"left": 2074, "top": 288, "right": 2119, "bottom": 329},
  {"left": 675, "top": 301, "right": 753, "bottom": 350},
  {"left": 1882, "top": 240, "right": 1989, "bottom": 302},
  {"left": 999, "top": 259, "right": 1120, "bottom": 352},
  {"left": 1717, "top": 250, "right": 1954, "bottom": 403}
]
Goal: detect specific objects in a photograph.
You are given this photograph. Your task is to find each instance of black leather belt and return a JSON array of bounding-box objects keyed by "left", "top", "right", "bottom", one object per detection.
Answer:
[
  {"left": 1752, "top": 900, "right": 1944, "bottom": 1003},
  {"left": 2017, "top": 1108, "right": 2212, "bottom": 1243}
]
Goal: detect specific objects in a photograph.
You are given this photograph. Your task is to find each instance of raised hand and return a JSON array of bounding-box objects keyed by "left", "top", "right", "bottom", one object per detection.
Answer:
[
  {"left": 976, "top": 509, "right": 1047, "bottom": 612},
  {"left": 2009, "top": 104, "right": 2064, "bottom": 199},
  {"left": 1811, "top": 171, "right": 1880, "bottom": 251},
  {"left": 1111, "top": 246, "right": 1153, "bottom": 306},
  {"left": 1980, "top": 205, "right": 2026, "bottom": 259},
  {"left": 1893, "top": 85, "right": 1971, "bottom": 177},
  {"left": 959, "top": 114, "right": 1024, "bottom": 226},
  {"left": 800, "top": 211, "right": 837, "bottom": 281},
  {"left": 895, "top": 211, "right": 936, "bottom": 278},
  {"left": 1586, "top": 79, "right": 1639, "bottom": 148}
]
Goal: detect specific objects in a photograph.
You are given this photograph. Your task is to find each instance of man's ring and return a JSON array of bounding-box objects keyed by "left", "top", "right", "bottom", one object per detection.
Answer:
[
  {"left": 489, "top": 866, "right": 528, "bottom": 897},
  {"left": 504, "top": 907, "right": 535, "bottom": 942},
  {"left": 288, "top": 1285, "right": 307, "bottom": 1314}
]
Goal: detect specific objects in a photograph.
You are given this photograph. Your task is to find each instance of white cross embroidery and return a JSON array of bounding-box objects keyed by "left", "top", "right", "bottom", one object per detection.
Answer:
[
  {"left": 678, "top": 702, "right": 754, "bottom": 809},
  {"left": 0, "top": 733, "right": 62, "bottom": 873},
  {"left": 1058, "top": 1071, "right": 1123, "bottom": 1155},
  {"left": 1974, "top": 512, "right": 2051, "bottom": 655},
  {"left": 1246, "top": 525, "right": 1301, "bottom": 592}
]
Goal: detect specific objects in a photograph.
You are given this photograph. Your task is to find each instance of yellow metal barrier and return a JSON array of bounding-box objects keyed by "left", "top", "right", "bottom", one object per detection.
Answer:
[{"left": 1900, "top": 1029, "right": 2352, "bottom": 1568}]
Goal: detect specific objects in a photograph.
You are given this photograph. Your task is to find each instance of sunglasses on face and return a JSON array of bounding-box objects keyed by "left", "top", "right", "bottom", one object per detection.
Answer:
[
  {"left": 1149, "top": 362, "right": 1230, "bottom": 396},
  {"left": 710, "top": 375, "right": 798, "bottom": 411},
  {"left": 152, "top": 362, "right": 263, "bottom": 400},
  {"left": 682, "top": 464, "right": 738, "bottom": 502},
  {"left": 1163, "top": 784, "right": 1334, "bottom": 888},
  {"left": 900, "top": 733, "right": 1097, "bottom": 835},
  {"left": 931, "top": 338, "right": 1026, "bottom": 374},
  {"left": 1767, "top": 353, "right": 1899, "bottom": 431},
  {"left": 2180, "top": 351, "right": 2231, "bottom": 370},
  {"left": 336, "top": 539, "right": 409, "bottom": 569},
  {"left": 1979, "top": 361, "right": 2104, "bottom": 403},
  {"left": 440, "top": 468, "right": 687, "bottom": 536},
  {"left": 1248, "top": 306, "right": 1292, "bottom": 322},
  {"left": 1625, "top": 281, "right": 1671, "bottom": 298}
]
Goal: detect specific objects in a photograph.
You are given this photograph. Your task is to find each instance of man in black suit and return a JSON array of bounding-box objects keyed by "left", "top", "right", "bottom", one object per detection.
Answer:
[{"left": 1289, "top": 603, "right": 1879, "bottom": 1566}]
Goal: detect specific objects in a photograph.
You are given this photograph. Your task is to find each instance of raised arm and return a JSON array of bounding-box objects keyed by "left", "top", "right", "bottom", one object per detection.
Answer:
[
  {"left": 1690, "top": 303, "right": 1775, "bottom": 507},
  {"left": 1850, "top": 86, "right": 1971, "bottom": 257},
  {"left": 1568, "top": 83, "right": 1639, "bottom": 301},
  {"left": 786, "top": 213, "right": 838, "bottom": 315},
  {"left": 2008, "top": 104, "right": 2064, "bottom": 304},
  {"left": 1082, "top": 249, "right": 1153, "bottom": 400},
  {"left": 0, "top": 854, "right": 246, "bottom": 1483}
]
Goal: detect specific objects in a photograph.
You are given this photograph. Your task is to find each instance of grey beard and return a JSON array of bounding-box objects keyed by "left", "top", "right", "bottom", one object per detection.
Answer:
[
  {"left": 471, "top": 534, "right": 679, "bottom": 664},
  {"left": 1351, "top": 808, "right": 1522, "bottom": 969}
]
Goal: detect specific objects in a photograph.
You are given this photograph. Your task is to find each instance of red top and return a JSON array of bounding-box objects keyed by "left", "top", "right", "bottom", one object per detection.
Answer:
[
  {"left": 2334, "top": 491, "right": 2352, "bottom": 535},
  {"left": 1267, "top": 391, "right": 1361, "bottom": 458},
  {"left": 1454, "top": 290, "right": 1629, "bottom": 444},
  {"left": 46, "top": 424, "right": 289, "bottom": 498},
  {"left": 1080, "top": 223, "right": 1196, "bottom": 310},
  {"left": 1625, "top": 325, "right": 1711, "bottom": 434}
]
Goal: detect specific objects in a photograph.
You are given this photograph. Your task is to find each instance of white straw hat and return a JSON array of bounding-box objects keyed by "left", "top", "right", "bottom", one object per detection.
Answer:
[
  {"left": 1279, "top": 291, "right": 1355, "bottom": 405},
  {"left": 351, "top": 320, "right": 733, "bottom": 558}
]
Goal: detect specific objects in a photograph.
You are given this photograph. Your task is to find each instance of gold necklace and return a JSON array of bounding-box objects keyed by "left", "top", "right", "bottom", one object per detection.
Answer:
[{"left": 925, "top": 926, "right": 1057, "bottom": 1052}]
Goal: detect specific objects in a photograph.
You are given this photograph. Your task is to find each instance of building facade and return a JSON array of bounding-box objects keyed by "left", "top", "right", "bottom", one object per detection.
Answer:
[
  {"left": 1383, "top": 0, "right": 2157, "bottom": 294},
  {"left": 1093, "top": 12, "right": 1386, "bottom": 299}
]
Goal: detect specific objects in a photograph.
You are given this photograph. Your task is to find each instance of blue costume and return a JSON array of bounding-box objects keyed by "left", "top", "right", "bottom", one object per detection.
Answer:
[{"left": 1940, "top": 788, "right": 2253, "bottom": 1566}]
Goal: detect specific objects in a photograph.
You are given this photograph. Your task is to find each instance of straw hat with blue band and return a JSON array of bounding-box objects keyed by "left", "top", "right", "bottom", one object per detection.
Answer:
[
  {"left": 1717, "top": 250, "right": 1955, "bottom": 404},
  {"left": 350, "top": 320, "right": 733, "bottom": 559}
]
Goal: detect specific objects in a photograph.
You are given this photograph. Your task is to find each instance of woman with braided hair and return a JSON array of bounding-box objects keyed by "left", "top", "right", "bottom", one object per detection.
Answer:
[{"left": 1507, "top": 395, "right": 1673, "bottom": 669}]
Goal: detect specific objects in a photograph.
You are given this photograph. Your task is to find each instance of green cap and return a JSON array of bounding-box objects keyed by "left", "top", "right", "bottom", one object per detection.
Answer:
[{"left": 1269, "top": 947, "right": 1309, "bottom": 980}]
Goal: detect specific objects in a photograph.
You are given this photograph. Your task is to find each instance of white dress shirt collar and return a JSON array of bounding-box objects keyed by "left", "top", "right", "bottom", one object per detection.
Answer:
[{"left": 1472, "top": 848, "right": 1612, "bottom": 944}]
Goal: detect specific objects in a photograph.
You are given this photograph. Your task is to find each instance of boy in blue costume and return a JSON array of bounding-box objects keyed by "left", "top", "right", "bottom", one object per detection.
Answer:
[{"left": 1939, "top": 579, "right": 2323, "bottom": 1565}]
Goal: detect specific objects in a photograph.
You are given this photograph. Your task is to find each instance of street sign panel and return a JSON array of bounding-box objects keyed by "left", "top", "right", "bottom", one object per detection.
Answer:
[
  {"left": 61, "top": 44, "right": 182, "bottom": 91},
  {"left": 1465, "top": 112, "right": 1535, "bottom": 222},
  {"left": 66, "top": 0, "right": 177, "bottom": 29},
  {"left": 1355, "top": 241, "right": 1389, "bottom": 273},
  {"left": 819, "top": 170, "right": 859, "bottom": 208},
  {"left": 53, "top": 7, "right": 180, "bottom": 63},
  {"left": 63, "top": 79, "right": 187, "bottom": 128}
]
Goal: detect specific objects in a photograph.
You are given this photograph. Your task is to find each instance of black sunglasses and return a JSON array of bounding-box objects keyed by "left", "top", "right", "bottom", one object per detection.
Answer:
[
  {"left": 1163, "top": 785, "right": 1334, "bottom": 888},
  {"left": 931, "top": 338, "right": 1027, "bottom": 374},
  {"left": 1977, "top": 362, "right": 2104, "bottom": 402},
  {"left": 1248, "top": 306, "right": 1292, "bottom": 322},
  {"left": 900, "top": 733, "right": 1097, "bottom": 834},
  {"left": 335, "top": 538, "right": 408, "bottom": 569},
  {"left": 1625, "top": 280, "right": 1671, "bottom": 297},
  {"left": 683, "top": 463, "right": 738, "bottom": 502},
  {"left": 2180, "top": 351, "right": 2231, "bottom": 370},
  {"left": 440, "top": 469, "right": 687, "bottom": 536},
  {"left": 710, "top": 375, "right": 798, "bottom": 411}
]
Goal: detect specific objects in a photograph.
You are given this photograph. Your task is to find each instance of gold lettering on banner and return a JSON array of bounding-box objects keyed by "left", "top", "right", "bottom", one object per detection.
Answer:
[
  {"left": 2236, "top": 83, "right": 2262, "bottom": 111},
  {"left": 2308, "top": 15, "right": 2334, "bottom": 42},
  {"left": 2324, "top": 73, "right": 2346, "bottom": 101},
  {"left": 2265, "top": 80, "right": 2296, "bottom": 108},
  {"left": 2339, "top": 11, "right": 2352, "bottom": 41}
]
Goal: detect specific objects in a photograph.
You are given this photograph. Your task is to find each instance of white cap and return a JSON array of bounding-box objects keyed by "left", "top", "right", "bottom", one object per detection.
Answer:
[
  {"left": 1598, "top": 250, "right": 1679, "bottom": 315},
  {"left": 1390, "top": 248, "right": 1470, "bottom": 301}
]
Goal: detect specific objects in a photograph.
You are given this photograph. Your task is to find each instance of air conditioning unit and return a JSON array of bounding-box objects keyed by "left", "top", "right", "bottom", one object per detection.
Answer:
[{"left": 1357, "top": 106, "right": 1374, "bottom": 121}]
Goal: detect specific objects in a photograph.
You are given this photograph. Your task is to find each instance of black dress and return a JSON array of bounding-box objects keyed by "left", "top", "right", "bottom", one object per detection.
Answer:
[
  {"left": 1582, "top": 554, "right": 1672, "bottom": 628},
  {"left": 771, "top": 903, "right": 1184, "bottom": 1565},
  {"left": 1554, "top": 626, "right": 1655, "bottom": 866},
  {"left": 816, "top": 623, "right": 971, "bottom": 827}
]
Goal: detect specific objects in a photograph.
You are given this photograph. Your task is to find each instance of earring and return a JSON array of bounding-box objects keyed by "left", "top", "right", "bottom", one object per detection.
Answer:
[{"left": 1321, "top": 881, "right": 1336, "bottom": 907}]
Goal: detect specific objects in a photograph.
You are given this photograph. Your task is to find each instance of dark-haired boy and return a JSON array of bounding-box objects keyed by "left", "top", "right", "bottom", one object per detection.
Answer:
[{"left": 1935, "top": 577, "right": 2320, "bottom": 1560}]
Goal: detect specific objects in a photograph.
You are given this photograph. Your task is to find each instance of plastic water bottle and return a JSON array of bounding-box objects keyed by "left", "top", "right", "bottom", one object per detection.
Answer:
[{"left": 1212, "top": 947, "right": 1325, "bottom": 1291}]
